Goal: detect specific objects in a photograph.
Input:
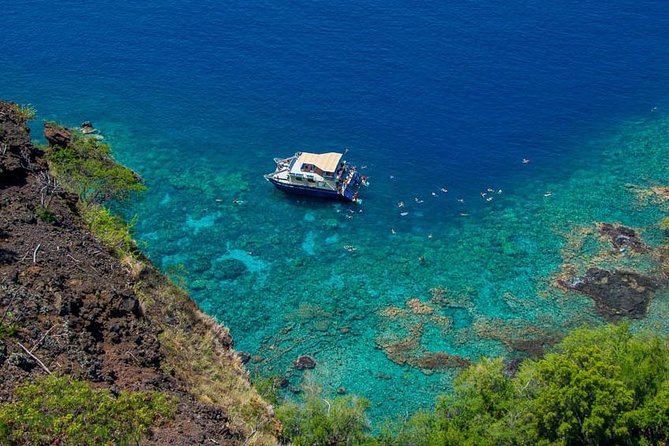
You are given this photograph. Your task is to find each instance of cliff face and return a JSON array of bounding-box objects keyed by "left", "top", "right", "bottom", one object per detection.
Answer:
[{"left": 0, "top": 102, "right": 278, "bottom": 445}]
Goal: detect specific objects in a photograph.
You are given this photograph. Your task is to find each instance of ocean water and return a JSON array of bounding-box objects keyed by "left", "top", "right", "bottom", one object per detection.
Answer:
[{"left": 4, "top": 0, "right": 669, "bottom": 419}]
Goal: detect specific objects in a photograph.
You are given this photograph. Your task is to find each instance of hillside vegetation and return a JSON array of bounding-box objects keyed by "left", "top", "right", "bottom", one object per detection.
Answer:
[{"left": 273, "top": 323, "right": 669, "bottom": 446}]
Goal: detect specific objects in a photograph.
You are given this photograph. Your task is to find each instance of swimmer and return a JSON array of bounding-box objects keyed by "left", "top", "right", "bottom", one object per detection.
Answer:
[
  {"left": 459, "top": 212, "right": 469, "bottom": 216},
  {"left": 232, "top": 198, "right": 244, "bottom": 205},
  {"left": 481, "top": 192, "right": 487, "bottom": 197},
  {"left": 544, "top": 192, "right": 553, "bottom": 197},
  {"left": 486, "top": 197, "right": 493, "bottom": 202},
  {"left": 360, "top": 165, "right": 367, "bottom": 169},
  {"left": 498, "top": 189, "right": 503, "bottom": 194},
  {"left": 397, "top": 201, "right": 405, "bottom": 208},
  {"left": 391, "top": 228, "right": 396, "bottom": 234},
  {"left": 487, "top": 188, "right": 494, "bottom": 192},
  {"left": 522, "top": 158, "right": 531, "bottom": 164},
  {"left": 440, "top": 188, "right": 448, "bottom": 193},
  {"left": 415, "top": 197, "right": 424, "bottom": 203},
  {"left": 431, "top": 192, "right": 437, "bottom": 196},
  {"left": 215, "top": 198, "right": 224, "bottom": 202},
  {"left": 344, "top": 245, "right": 357, "bottom": 252},
  {"left": 400, "top": 212, "right": 409, "bottom": 216},
  {"left": 457, "top": 198, "right": 465, "bottom": 203},
  {"left": 390, "top": 175, "right": 395, "bottom": 179},
  {"left": 427, "top": 233, "right": 433, "bottom": 239}
]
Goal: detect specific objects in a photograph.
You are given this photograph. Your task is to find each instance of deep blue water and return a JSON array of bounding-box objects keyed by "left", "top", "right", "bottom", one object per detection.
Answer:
[{"left": 3, "top": 0, "right": 669, "bottom": 419}]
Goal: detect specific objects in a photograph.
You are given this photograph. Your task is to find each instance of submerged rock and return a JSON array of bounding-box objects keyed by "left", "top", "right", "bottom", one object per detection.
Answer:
[
  {"left": 237, "top": 351, "right": 251, "bottom": 364},
  {"left": 560, "top": 267, "right": 659, "bottom": 320},
  {"left": 598, "top": 223, "right": 647, "bottom": 253},
  {"left": 219, "top": 259, "right": 247, "bottom": 281},
  {"left": 293, "top": 354, "right": 316, "bottom": 370}
]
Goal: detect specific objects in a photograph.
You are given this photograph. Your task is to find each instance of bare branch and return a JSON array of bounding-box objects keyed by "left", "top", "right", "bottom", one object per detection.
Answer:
[
  {"left": 32, "top": 244, "right": 41, "bottom": 263},
  {"left": 17, "top": 342, "right": 52, "bottom": 375},
  {"left": 30, "top": 324, "right": 58, "bottom": 353}
]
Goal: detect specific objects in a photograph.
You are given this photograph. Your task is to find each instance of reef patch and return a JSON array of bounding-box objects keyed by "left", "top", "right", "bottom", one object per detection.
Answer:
[{"left": 558, "top": 267, "right": 659, "bottom": 320}]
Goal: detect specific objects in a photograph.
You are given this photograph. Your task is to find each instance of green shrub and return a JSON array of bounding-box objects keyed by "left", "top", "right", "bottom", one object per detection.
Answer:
[
  {"left": 0, "top": 375, "right": 175, "bottom": 445},
  {"left": 253, "top": 375, "right": 281, "bottom": 406},
  {"left": 14, "top": 103, "right": 37, "bottom": 121},
  {"left": 276, "top": 392, "right": 376, "bottom": 445},
  {"left": 79, "top": 202, "right": 138, "bottom": 257},
  {"left": 377, "top": 324, "right": 669, "bottom": 446},
  {"left": 0, "top": 322, "right": 17, "bottom": 340},
  {"left": 46, "top": 133, "right": 146, "bottom": 205},
  {"left": 36, "top": 206, "right": 58, "bottom": 224}
]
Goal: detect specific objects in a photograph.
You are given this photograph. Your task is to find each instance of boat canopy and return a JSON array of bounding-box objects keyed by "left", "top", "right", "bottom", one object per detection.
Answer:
[{"left": 290, "top": 152, "right": 343, "bottom": 176}]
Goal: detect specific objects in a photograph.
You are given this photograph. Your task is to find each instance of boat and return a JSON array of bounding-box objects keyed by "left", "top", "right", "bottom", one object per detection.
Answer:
[{"left": 264, "top": 151, "right": 367, "bottom": 202}]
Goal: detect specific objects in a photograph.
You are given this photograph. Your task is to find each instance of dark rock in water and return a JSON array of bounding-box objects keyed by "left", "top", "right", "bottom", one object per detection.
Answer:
[
  {"left": 219, "top": 259, "right": 247, "bottom": 281},
  {"left": 44, "top": 122, "right": 73, "bottom": 147},
  {"left": 560, "top": 267, "right": 659, "bottom": 320},
  {"left": 505, "top": 338, "right": 551, "bottom": 358},
  {"left": 273, "top": 376, "right": 289, "bottom": 388},
  {"left": 189, "top": 256, "right": 212, "bottom": 274},
  {"left": 238, "top": 351, "right": 251, "bottom": 364},
  {"left": 337, "top": 387, "right": 346, "bottom": 395},
  {"left": 294, "top": 354, "right": 316, "bottom": 370},
  {"left": 598, "top": 223, "right": 647, "bottom": 253}
]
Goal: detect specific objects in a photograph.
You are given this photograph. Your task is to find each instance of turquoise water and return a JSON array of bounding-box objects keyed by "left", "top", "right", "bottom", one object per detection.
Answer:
[
  {"left": 4, "top": 0, "right": 669, "bottom": 420},
  {"left": 105, "top": 109, "right": 669, "bottom": 419}
]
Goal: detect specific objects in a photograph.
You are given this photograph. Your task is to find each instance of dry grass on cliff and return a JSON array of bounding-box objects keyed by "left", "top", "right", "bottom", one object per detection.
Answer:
[{"left": 134, "top": 275, "right": 280, "bottom": 445}]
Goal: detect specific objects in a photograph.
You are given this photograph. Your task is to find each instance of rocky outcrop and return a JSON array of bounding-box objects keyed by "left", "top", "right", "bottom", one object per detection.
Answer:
[
  {"left": 0, "top": 101, "right": 37, "bottom": 184},
  {"left": 559, "top": 267, "right": 659, "bottom": 320},
  {"left": 43, "top": 122, "right": 73, "bottom": 147},
  {"left": 598, "top": 223, "right": 647, "bottom": 253},
  {"left": 294, "top": 354, "right": 317, "bottom": 370}
]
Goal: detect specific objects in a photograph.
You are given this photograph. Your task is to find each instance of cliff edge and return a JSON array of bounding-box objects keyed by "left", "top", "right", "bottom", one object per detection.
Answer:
[{"left": 0, "top": 101, "right": 279, "bottom": 445}]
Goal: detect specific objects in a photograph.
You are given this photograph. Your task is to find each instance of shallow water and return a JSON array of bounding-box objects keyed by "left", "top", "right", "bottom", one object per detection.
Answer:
[{"left": 4, "top": 0, "right": 669, "bottom": 419}]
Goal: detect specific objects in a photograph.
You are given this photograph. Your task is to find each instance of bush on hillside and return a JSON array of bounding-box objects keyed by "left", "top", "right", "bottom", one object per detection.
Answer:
[{"left": 0, "top": 375, "right": 175, "bottom": 445}]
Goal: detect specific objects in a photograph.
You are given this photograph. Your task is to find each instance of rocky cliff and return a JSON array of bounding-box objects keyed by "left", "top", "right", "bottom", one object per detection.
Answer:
[{"left": 0, "top": 101, "right": 279, "bottom": 445}]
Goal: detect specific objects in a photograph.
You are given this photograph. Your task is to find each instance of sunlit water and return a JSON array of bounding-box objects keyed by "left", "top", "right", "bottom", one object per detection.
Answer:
[{"left": 4, "top": 0, "right": 669, "bottom": 419}]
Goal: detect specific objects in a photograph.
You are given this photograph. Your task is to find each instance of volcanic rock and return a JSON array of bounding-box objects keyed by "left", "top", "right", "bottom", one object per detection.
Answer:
[
  {"left": 43, "top": 122, "right": 73, "bottom": 147},
  {"left": 293, "top": 354, "right": 316, "bottom": 370},
  {"left": 598, "top": 223, "right": 647, "bottom": 253},
  {"left": 560, "top": 267, "right": 659, "bottom": 320}
]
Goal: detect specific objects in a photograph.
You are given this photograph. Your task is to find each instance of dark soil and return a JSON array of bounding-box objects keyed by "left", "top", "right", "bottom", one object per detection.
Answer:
[{"left": 0, "top": 101, "right": 249, "bottom": 444}]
